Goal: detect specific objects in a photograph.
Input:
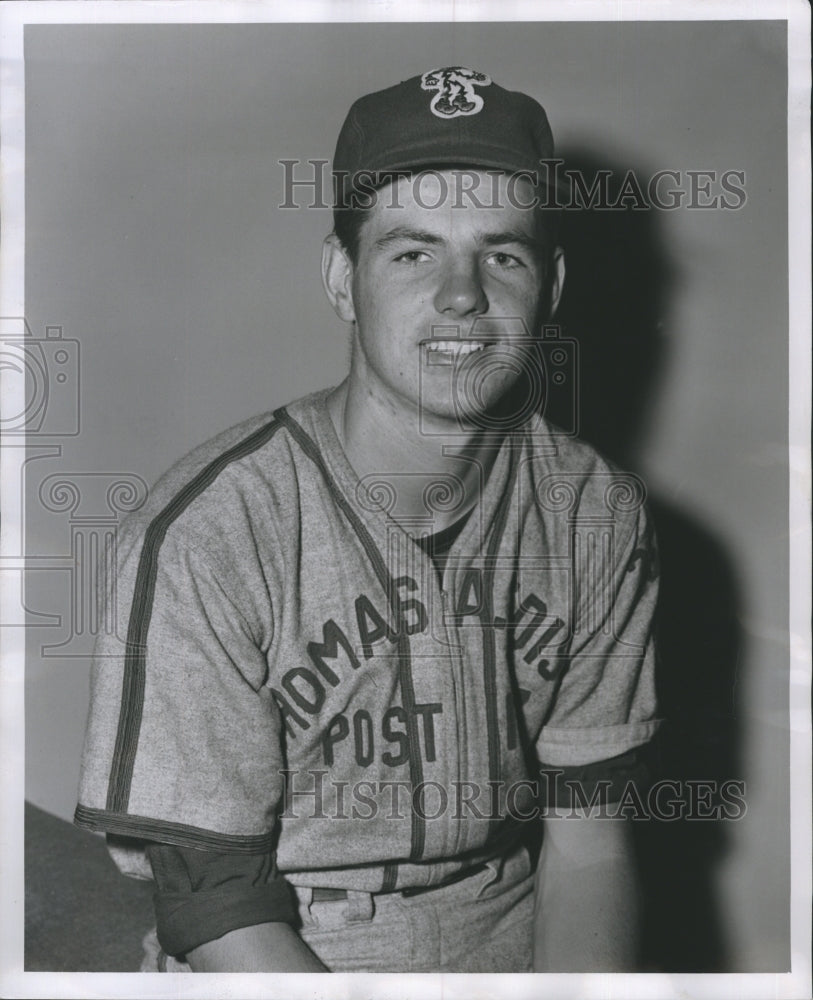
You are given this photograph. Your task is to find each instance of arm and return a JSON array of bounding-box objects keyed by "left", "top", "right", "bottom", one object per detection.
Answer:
[
  {"left": 532, "top": 498, "right": 659, "bottom": 971},
  {"left": 186, "top": 923, "right": 328, "bottom": 972},
  {"left": 145, "top": 842, "right": 329, "bottom": 972},
  {"left": 77, "top": 483, "right": 323, "bottom": 972},
  {"left": 533, "top": 807, "right": 641, "bottom": 972}
]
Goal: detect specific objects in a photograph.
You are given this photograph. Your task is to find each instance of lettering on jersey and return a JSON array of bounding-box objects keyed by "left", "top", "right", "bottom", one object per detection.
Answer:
[
  {"left": 628, "top": 545, "right": 659, "bottom": 583},
  {"left": 277, "top": 577, "right": 428, "bottom": 733},
  {"left": 307, "top": 618, "right": 360, "bottom": 682},
  {"left": 271, "top": 574, "right": 565, "bottom": 740},
  {"left": 281, "top": 666, "right": 326, "bottom": 715},
  {"left": 274, "top": 690, "right": 310, "bottom": 735},
  {"left": 511, "top": 593, "right": 565, "bottom": 679},
  {"left": 455, "top": 567, "right": 483, "bottom": 617},
  {"left": 321, "top": 703, "right": 443, "bottom": 768},
  {"left": 451, "top": 572, "right": 565, "bottom": 673},
  {"left": 627, "top": 507, "right": 659, "bottom": 582},
  {"left": 382, "top": 706, "right": 409, "bottom": 766},
  {"left": 393, "top": 575, "right": 429, "bottom": 635},
  {"left": 355, "top": 594, "right": 397, "bottom": 657}
]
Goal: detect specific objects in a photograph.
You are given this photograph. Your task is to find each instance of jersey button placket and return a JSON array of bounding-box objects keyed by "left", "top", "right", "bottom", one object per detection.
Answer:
[{"left": 439, "top": 563, "right": 468, "bottom": 859}]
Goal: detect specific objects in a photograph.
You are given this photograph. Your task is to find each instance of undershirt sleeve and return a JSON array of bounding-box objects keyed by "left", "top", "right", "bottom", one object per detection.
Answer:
[
  {"left": 146, "top": 843, "right": 297, "bottom": 959},
  {"left": 537, "top": 743, "right": 658, "bottom": 808}
]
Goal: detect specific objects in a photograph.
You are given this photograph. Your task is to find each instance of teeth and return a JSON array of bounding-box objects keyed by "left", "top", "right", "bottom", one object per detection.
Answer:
[{"left": 425, "top": 341, "right": 486, "bottom": 354}]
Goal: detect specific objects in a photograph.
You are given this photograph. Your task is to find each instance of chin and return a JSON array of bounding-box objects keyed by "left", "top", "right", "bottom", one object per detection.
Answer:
[{"left": 417, "top": 401, "right": 497, "bottom": 435}]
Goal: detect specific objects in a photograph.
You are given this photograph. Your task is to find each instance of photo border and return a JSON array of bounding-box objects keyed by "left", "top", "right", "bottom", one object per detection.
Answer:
[{"left": 1, "top": 2, "right": 809, "bottom": 998}]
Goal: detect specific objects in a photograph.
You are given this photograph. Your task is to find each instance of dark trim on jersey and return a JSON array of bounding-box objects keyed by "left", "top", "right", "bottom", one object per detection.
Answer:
[
  {"left": 481, "top": 434, "right": 522, "bottom": 828},
  {"left": 381, "top": 861, "right": 399, "bottom": 892},
  {"left": 414, "top": 508, "right": 473, "bottom": 583},
  {"left": 105, "top": 417, "right": 284, "bottom": 814},
  {"left": 74, "top": 804, "right": 274, "bottom": 854},
  {"left": 539, "top": 745, "right": 654, "bottom": 807},
  {"left": 274, "top": 406, "right": 427, "bottom": 864}
]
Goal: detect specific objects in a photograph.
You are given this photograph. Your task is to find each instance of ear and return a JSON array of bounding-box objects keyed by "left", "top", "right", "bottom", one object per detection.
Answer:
[
  {"left": 321, "top": 234, "right": 356, "bottom": 324},
  {"left": 546, "top": 246, "right": 566, "bottom": 319}
]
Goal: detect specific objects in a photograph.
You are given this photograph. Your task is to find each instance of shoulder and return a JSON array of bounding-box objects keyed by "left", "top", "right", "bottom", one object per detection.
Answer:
[
  {"left": 520, "top": 421, "right": 649, "bottom": 542},
  {"left": 118, "top": 389, "right": 330, "bottom": 555}
]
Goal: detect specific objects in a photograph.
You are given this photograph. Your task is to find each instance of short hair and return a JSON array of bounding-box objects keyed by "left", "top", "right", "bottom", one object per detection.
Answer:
[{"left": 332, "top": 202, "right": 370, "bottom": 267}]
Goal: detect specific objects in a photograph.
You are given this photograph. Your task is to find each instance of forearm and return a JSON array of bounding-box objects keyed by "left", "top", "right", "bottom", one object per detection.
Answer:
[
  {"left": 186, "top": 921, "right": 328, "bottom": 972},
  {"left": 533, "top": 816, "right": 641, "bottom": 972}
]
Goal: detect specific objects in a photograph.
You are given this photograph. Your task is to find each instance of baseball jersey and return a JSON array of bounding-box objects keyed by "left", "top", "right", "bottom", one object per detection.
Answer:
[{"left": 75, "top": 387, "right": 660, "bottom": 892}]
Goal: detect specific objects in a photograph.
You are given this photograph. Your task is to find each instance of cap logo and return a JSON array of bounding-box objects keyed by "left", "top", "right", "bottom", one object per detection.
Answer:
[{"left": 420, "top": 67, "right": 492, "bottom": 119}]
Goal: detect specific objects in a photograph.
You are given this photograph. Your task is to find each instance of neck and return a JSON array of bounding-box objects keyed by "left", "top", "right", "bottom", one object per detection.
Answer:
[{"left": 326, "top": 378, "right": 503, "bottom": 532}]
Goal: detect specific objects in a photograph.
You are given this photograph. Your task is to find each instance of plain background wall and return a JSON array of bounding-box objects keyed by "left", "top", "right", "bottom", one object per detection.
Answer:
[{"left": 22, "top": 21, "right": 789, "bottom": 972}]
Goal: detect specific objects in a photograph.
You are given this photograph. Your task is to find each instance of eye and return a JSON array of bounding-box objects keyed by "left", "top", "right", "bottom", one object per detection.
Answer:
[
  {"left": 486, "top": 251, "right": 524, "bottom": 269},
  {"left": 394, "top": 249, "right": 432, "bottom": 264}
]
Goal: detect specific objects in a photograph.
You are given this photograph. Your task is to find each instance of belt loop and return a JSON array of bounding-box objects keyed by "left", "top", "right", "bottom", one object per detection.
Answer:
[
  {"left": 295, "top": 885, "right": 315, "bottom": 917},
  {"left": 346, "top": 889, "right": 375, "bottom": 923},
  {"left": 476, "top": 856, "right": 505, "bottom": 898}
]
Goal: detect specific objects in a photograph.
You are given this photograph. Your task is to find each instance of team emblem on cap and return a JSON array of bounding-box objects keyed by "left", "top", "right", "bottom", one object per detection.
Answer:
[{"left": 420, "top": 67, "right": 492, "bottom": 119}]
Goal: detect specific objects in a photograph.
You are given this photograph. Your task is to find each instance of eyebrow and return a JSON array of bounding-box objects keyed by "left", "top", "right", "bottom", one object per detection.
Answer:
[
  {"left": 372, "top": 226, "right": 542, "bottom": 254},
  {"left": 372, "top": 227, "right": 445, "bottom": 250},
  {"left": 480, "top": 229, "right": 543, "bottom": 252}
]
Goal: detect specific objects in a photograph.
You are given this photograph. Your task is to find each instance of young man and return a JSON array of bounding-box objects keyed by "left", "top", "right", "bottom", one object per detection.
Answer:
[{"left": 75, "top": 67, "right": 660, "bottom": 974}]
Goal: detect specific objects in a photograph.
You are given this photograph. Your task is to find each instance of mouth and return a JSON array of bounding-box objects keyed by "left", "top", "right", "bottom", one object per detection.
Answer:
[{"left": 420, "top": 339, "right": 493, "bottom": 363}]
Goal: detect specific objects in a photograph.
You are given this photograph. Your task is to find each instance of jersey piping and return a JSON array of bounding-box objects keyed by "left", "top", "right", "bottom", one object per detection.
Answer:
[
  {"left": 74, "top": 805, "right": 273, "bottom": 853},
  {"left": 274, "top": 407, "right": 427, "bottom": 865},
  {"left": 105, "top": 417, "right": 285, "bottom": 814}
]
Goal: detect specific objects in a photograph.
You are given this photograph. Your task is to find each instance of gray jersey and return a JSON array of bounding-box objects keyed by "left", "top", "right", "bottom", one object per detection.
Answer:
[{"left": 76, "top": 388, "right": 660, "bottom": 891}]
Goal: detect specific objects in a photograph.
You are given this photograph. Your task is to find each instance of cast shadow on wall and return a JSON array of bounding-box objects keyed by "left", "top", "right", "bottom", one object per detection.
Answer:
[{"left": 548, "top": 148, "right": 744, "bottom": 973}]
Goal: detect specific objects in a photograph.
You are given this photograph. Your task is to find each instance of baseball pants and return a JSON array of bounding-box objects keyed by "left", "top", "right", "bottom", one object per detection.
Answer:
[{"left": 140, "top": 842, "right": 535, "bottom": 973}]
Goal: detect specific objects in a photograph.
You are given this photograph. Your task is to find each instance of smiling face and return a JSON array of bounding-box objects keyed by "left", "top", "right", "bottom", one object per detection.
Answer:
[{"left": 322, "top": 170, "right": 564, "bottom": 432}]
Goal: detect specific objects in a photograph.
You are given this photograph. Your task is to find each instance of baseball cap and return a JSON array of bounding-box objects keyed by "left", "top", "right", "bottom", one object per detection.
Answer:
[{"left": 333, "top": 66, "right": 558, "bottom": 205}]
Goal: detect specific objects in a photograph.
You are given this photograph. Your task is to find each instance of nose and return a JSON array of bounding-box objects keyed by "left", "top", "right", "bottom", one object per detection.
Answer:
[{"left": 433, "top": 257, "right": 489, "bottom": 318}]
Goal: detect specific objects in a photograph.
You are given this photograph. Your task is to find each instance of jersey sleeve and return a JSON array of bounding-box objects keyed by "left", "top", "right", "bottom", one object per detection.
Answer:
[
  {"left": 535, "top": 500, "right": 661, "bottom": 772},
  {"left": 74, "top": 519, "right": 284, "bottom": 872}
]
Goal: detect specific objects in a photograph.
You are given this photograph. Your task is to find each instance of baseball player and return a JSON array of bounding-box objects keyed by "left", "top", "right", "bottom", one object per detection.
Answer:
[{"left": 75, "top": 67, "right": 660, "bottom": 973}]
